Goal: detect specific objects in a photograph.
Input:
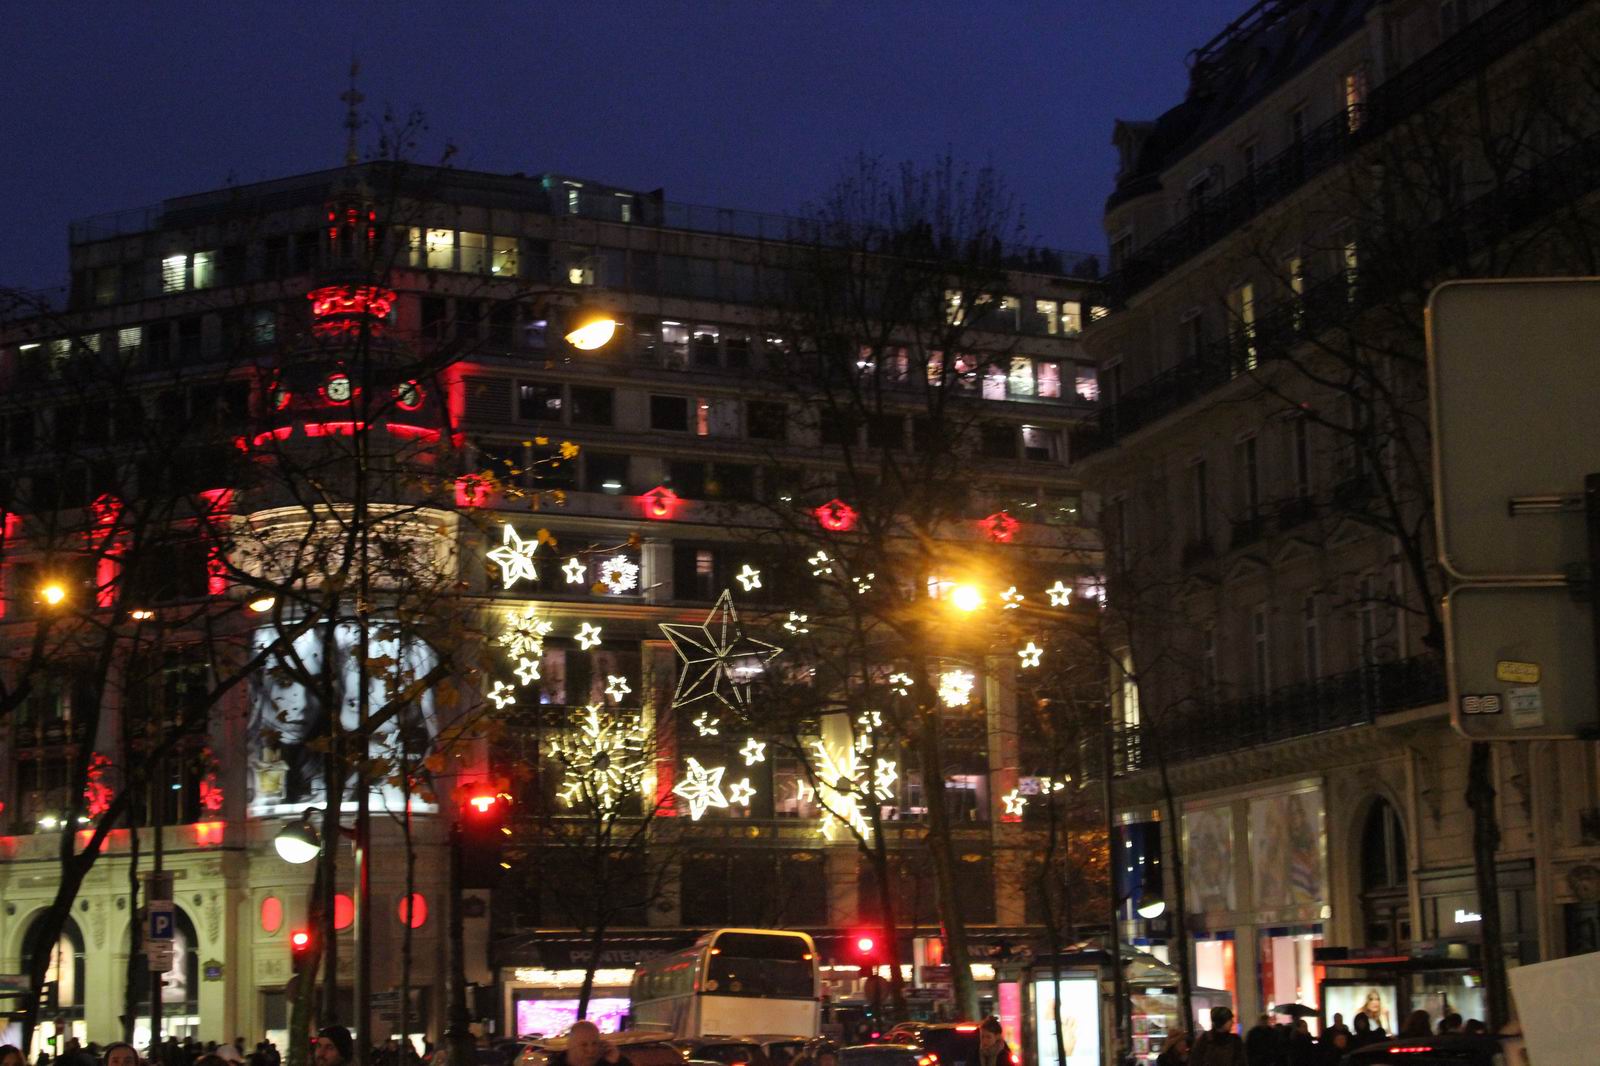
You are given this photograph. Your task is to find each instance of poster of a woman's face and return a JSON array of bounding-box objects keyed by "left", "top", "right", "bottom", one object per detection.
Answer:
[{"left": 1323, "top": 983, "right": 1397, "bottom": 1036}]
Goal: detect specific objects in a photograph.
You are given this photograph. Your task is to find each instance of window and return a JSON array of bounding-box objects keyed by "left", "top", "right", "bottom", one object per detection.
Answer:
[
  {"left": 1190, "top": 459, "right": 1209, "bottom": 543},
  {"left": 492, "top": 236, "right": 519, "bottom": 276},
  {"left": 980, "top": 424, "right": 1017, "bottom": 459},
  {"left": 1288, "top": 105, "right": 1307, "bottom": 146},
  {"left": 1110, "top": 228, "right": 1134, "bottom": 270},
  {"left": 117, "top": 327, "right": 142, "bottom": 359},
  {"left": 1286, "top": 255, "right": 1306, "bottom": 328},
  {"left": 1036, "top": 360, "right": 1062, "bottom": 399},
  {"left": 1201, "top": 624, "right": 1218, "bottom": 692},
  {"left": 1238, "top": 434, "right": 1261, "bottom": 514},
  {"left": 1007, "top": 357, "right": 1036, "bottom": 398},
  {"left": 724, "top": 331, "right": 752, "bottom": 369},
  {"left": 673, "top": 546, "right": 720, "bottom": 601},
  {"left": 982, "top": 364, "right": 1007, "bottom": 400},
  {"left": 1241, "top": 141, "right": 1258, "bottom": 180},
  {"left": 1181, "top": 309, "right": 1206, "bottom": 360},
  {"left": 1061, "top": 301, "right": 1083, "bottom": 336},
  {"left": 161, "top": 255, "right": 187, "bottom": 293},
  {"left": 692, "top": 325, "right": 720, "bottom": 367},
  {"left": 747, "top": 401, "right": 787, "bottom": 441},
  {"left": 517, "top": 382, "right": 562, "bottom": 422},
  {"left": 1342, "top": 237, "right": 1360, "bottom": 301},
  {"left": 191, "top": 251, "right": 216, "bottom": 289},
  {"left": 583, "top": 453, "right": 629, "bottom": 495},
  {"left": 1074, "top": 364, "right": 1099, "bottom": 402},
  {"left": 1292, "top": 416, "right": 1312, "bottom": 498},
  {"left": 522, "top": 313, "right": 548, "bottom": 351},
  {"left": 650, "top": 395, "right": 690, "bottom": 432},
  {"left": 459, "top": 232, "right": 488, "bottom": 274},
  {"left": 1303, "top": 594, "right": 1321, "bottom": 681},
  {"left": 1344, "top": 66, "right": 1368, "bottom": 131},
  {"left": 1229, "top": 283, "right": 1257, "bottom": 370},
  {"left": 1358, "top": 575, "right": 1381, "bottom": 666},
  {"left": 660, "top": 321, "right": 689, "bottom": 370},
  {"left": 420, "top": 228, "right": 454, "bottom": 270},
  {"left": 1034, "top": 299, "right": 1059, "bottom": 334},
  {"left": 1021, "top": 425, "right": 1059, "bottom": 462},
  {"left": 695, "top": 397, "right": 739, "bottom": 437},
  {"left": 568, "top": 386, "right": 613, "bottom": 427},
  {"left": 1251, "top": 604, "right": 1271, "bottom": 695}
]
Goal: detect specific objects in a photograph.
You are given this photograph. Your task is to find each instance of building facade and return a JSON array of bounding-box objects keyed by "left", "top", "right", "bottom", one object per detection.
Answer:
[{"left": 1075, "top": 0, "right": 1600, "bottom": 1046}]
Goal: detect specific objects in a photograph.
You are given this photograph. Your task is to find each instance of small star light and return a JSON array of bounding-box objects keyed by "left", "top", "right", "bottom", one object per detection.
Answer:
[
  {"left": 574, "top": 622, "right": 603, "bottom": 650},
  {"left": 599, "top": 556, "right": 640, "bottom": 595},
  {"left": 1002, "top": 788, "right": 1028, "bottom": 817},
  {"left": 1018, "top": 642, "right": 1044, "bottom": 669},
  {"left": 499, "top": 605, "right": 554, "bottom": 659},
  {"left": 939, "top": 669, "right": 975, "bottom": 708},
  {"left": 857, "top": 711, "right": 882, "bottom": 733},
  {"left": 729, "top": 778, "right": 756, "bottom": 806},
  {"left": 784, "top": 611, "right": 810, "bottom": 634},
  {"left": 1046, "top": 580, "right": 1073, "bottom": 607},
  {"left": 514, "top": 657, "right": 542, "bottom": 686},
  {"left": 487, "top": 680, "right": 517, "bottom": 709},
  {"left": 693, "top": 711, "right": 722, "bottom": 737},
  {"left": 604, "top": 675, "right": 632, "bottom": 702},
  {"left": 1001, "top": 586, "right": 1025, "bottom": 610},
  {"left": 735, "top": 564, "right": 762, "bottom": 591},
  {"left": 660, "top": 590, "right": 783, "bottom": 714},
  {"left": 853, "top": 573, "right": 875, "bottom": 595},
  {"left": 808, "top": 551, "right": 833, "bottom": 576},
  {"left": 562, "top": 556, "right": 588, "bottom": 584},
  {"left": 889, "top": 672, "right": 913, "bottom": 696},
  {"left": 739, "top": 738, "right": 767, "bottom": 765},
  {"left": 874, "top": 758, "right": 898, "bottom": 796},
  {"left": 672, "top": 758, "right": 729, "bottom": 821},
  {"left": 486, "top": 525, "right": 540, "bottom": 588}
]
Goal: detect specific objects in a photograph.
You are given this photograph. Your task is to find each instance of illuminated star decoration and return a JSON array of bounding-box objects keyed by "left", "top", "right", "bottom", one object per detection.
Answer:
[
  {"left": 659, "top": 590, "right": 783, "bottom": 714},
  {"left": 574, "top": 622, "right": 603, "bottom": 650},
  {"left": 486, "top": 525, "right": 540, "bottom": 588},
  {"left": 1046, "top": 580, "right": 1073, "bottom": 607},
  {"left": 693, "top": 711, "right": 721, "bottom": 737},
  {"left": 1018, "top": 642, "right": 1043, "bottom": 669},
  {"left": 807, "top": 551, "right": 833, "bottom": 577},
  {"left": 1002, "top": 788, "right": 1027, "bottom": 817},
  {"left": 550, "top": 704, "right": 646, "bottom": 808},
  {"left": 938, "top": 669, "right": 975, "bottom": 707},
  {"left": 853, "top": 573, "right": 875, "bottom": 595},
  {"left": 857, "top": 711, "right": 882, "bottom": 732},
  {"left": 599, "top": 556, "right": 639, "bottom": 594},
  {"left": 604, "top": 675, "right": 632, "bottom": 703},
  {"left": 889, "top": 672, "right": 913, "bottom": 696},
  {"left": 1001, "top": 586, "right": 1025, "bottom": 610},
  {"left": 487, "top": 680, "right": 517, "bottom": 709},
  {"left": 672, "top": 757, "right": 729, "bottom": 820},
  {"left": 562, "top": 556, "right": 587, "bottom": 584},
  {"left": 739, "top": 738, "right": 767, "bottom": 765},
  {"left": 514, "top": 657, "right": 542, "bottom": 686},
  {"left": 498, "top": 605, "right": 553, "bottom": 659},
  {"left": 811, "top": 740, "right": 896, "bottom": 842},
  {"left": 735, "top": 564, "right": 762, "bottom": 591},
  {"left": 729, "top": 778, "right": 756, "bottom": 806},
  {"left": 783, "top": 611, "right": 810, "bottom": 635}
]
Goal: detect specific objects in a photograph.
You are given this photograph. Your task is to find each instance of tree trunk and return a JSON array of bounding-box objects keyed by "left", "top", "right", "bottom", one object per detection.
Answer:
[
  {"left": 122, "top": 760, "right": 144, "bottom": 1042},
  {"left": 1155, "top": 749, "right": 1194, "bottom": 1035},
  {"left": 576, "top": 915, "right": 608, "bottom": 1021},
  {"left": 914, "top": 704, "right": 978, "bottom": 1018},
  {"left": 1466, "top": 742, "right": 1509, "bottom": 1031},
  {"left": 869, "top": 836, "right": 909, "bottom": 1022},
  {"left": 321, "top": 730, "right": 345, "bottom": 1025},
  {"left": 288, "top": 859, "right": 328, "bottom": 1066}
]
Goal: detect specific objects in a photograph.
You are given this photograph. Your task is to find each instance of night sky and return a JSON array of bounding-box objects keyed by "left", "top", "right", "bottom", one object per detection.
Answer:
[{"left": 2, "top": 2, "right": 1249, "bottom": 291}]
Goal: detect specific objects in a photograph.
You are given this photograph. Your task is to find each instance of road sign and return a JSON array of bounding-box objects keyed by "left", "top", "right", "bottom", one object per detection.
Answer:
[
  {"left": 146, "top": 940, "right": 175, "bottom": 971},
  {"left": 148, "top": 899, "right": 175, "bottom": 942}
]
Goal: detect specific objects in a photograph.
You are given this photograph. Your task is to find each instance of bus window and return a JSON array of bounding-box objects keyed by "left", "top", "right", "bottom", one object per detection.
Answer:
[{"left": 707, "top": 932, "right": 815, "bottom": 998}]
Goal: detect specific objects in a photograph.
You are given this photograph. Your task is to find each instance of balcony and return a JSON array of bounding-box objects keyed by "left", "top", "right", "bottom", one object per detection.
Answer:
[
  {"left": 1099, "top": 0, "right": 1588, "bottom": 306},
  {"left": 1121, "top": 654, "right": 1446, "bottom": 768}
]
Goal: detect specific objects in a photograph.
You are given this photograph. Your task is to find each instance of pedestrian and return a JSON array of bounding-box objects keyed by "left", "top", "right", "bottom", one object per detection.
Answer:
[
  {"left": 1436, "top": 1012, "right": 1461, "bottom": 1035},
  {"left": 1284, "top": 1021, "right": 1314, "bottom": 1066},
  {"left": 978, "top": 1017, "right": 1012, "bottom": 1066},
  {"left": 1398, "top": 1010, "right": 1432, "bottom": 1038},
  {"left": 105, "top": 1044, "right": 142, "bottom": 1066},
  {"left": 1462, "top": 1019, "right": 1486, "bottom": 1035},
  {"left": 263, "top": 1041, "right": 281, "bottom": 1066},
  {"left": 1244, "top": 1015, "right": 1278, "bottom": 1066},
  {"left": 1323, "top": 1014, "right": 1349, "bottom": 1042},
  {"left": 0, "top": 1045, "right": 25, "bottom": 1066},
  {"left": 1350, "top": 1014, "right": 1381, "bottom": 1048},
  {"left": 1316, "top": 1030, "right": 1348, "bottom": 1066},
  {"left": 548, "top": 1023, "right": 629, "bottom": 1066},
  {"left": 1156, "top": 1029, "right": 1189, "bottom": 1065},
  {"left": 1190, "top": 1008, "right": 1247, "bottom": 1066},
  {"left": 316, "top": 1029, "right": 354, "bottom": 1066}
]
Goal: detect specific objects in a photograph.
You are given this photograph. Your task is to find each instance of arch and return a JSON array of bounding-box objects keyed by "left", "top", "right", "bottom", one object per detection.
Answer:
[
  {"left": 1355, "top": 794, "right": 1411, "bottom": 949},
  {"left": 19, "top": 912, "right": 87, "bottom": 1016},
  {"left": 125, "top": 903, "right": 202, "bottom": 1017}
]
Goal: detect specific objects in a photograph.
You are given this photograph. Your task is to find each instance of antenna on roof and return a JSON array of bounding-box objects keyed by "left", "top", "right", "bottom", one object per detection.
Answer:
[{"left": 340, "top": 59, "right": 364, "bottom": 167}]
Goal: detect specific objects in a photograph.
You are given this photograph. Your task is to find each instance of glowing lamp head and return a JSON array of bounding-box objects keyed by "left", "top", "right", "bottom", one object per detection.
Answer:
[
  {"left": 39, "top": 582, "right": 67, "bottom": 607},
  {"left": 273, "top": 815, "right": 322, "bottom": 865},
  {"left": 950, "top": 584, "right": 984, "bottom": 612},
  {"left": 856, "top": 935, "right": 876, "bottom": 954},
  {"left": 247, "top": 595, "right": 277, "bottom": 614},
  {"left": 1136, "top": 899, "right": 1167, "bottom": 919},
  {"left": 565, "top": 316, "right": 618, "bottom": 351}
]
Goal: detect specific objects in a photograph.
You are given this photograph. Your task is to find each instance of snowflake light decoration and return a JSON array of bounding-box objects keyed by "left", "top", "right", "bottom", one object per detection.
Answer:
[
  {"left": 728, "top": 778, "right": 756, "bottom": 806},
  {"left": 514, "top": 656, "right": 542, "bottom": 686},
  {"left": 487, "top": 680, "right": 517, "bottom": 709},
  {"left": 660, "top": 590, "right": 782, "bottom": 714},
  {"left": 574, "top": 622, "right": 603, "bottom": 650},
  {"left": 550, "top": 704, "right": 646, "bottom": 808},
  {"left": 499, "top": 605, "right": 554, "bottom": 659},
  {"left": 811, "top": 740, "right": 896, "bottom": 842},
  {"left": 808, "top": 551, "right": 833, "bottom": 577},
  {"left": 889, "top": 672, "right": 913, "bottom": 696},
  {"left": 1018, "top": 642, "right": 1044, "bottom": 668},
  {"left": 784, "top": 611, "right": 810, "bottom": 635},
  {"left": 1001, "top": 586, "right": 1025, "bottom": 610},
  {"left": 1002, "top": 788, "right": 1027, "bottom": 817},
  {"left": 672, "top": 758, "right": 729, "bottom": 820},
  {"left": 693, "top": 711, "right": 721, "bottom": 737},
  {"left": 739, "top": 738, "right": 767, "bottom": 765},
  {"left": 604, "top": 675, "right": 632, "bottom": 702},
  {"left": 938, "top": 669, "right": 975, "bottom": 707},
  {"left": 562, "top": 557, "right": 588, "bottom": 584},
  {"left": 599, "top": 556, "right": 640, "bottom": 595},
  {"left": 1046, "top": 580, "right": 1073, "bottom": 607},
  {"left": 486, "top": 525, "right": 540, "bottom": 588},
  {"left": 735, "top": 564, "right": 762, "bottom": 591}
]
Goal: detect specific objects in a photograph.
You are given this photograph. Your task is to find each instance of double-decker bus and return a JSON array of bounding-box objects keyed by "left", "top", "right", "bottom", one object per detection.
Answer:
[{"left": 630, "top": 928, "right": 820, "bottom": 1037}]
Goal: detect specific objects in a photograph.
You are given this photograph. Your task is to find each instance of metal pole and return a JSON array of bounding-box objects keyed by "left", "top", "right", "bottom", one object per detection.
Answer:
[
  {"left": 1586, "top": 473, "right": 1600, "bottom": 731},
  {"left": 442, "top": 821, "right": 474, "bottom": 1066},
  {"left": 1100, "top": 707, "right": 1128, "bottom": 1065}
]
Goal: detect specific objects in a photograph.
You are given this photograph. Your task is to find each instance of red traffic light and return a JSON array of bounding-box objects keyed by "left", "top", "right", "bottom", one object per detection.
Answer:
[
  {"left": 856, "top": 935, "right": 876, "bottom": 954},
  {"left": 468, "top": 794, "right": 498, "bottom": 814},
  {"left": 290, "top": 930, "right": 312, "bottom": 950}
]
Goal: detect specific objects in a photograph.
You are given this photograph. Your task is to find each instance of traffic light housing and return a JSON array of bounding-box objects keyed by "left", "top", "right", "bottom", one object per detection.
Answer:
[
  {"left": 458, "top": 787, "right": 512, "bottom": 888},
  {"left": 289, "top": 929, "right": 315, "bottom": 972}
]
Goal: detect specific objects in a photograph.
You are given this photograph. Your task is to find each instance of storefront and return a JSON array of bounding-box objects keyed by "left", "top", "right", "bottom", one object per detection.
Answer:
[
  {"left": 498, "top": 935, "right": 691, "bottom": 1038},
  {"left": 1315, "top": 949, "right": 1487, "bottom": 1035}
]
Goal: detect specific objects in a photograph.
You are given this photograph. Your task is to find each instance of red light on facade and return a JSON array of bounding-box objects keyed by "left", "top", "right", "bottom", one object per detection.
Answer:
[
  {"left": 253, "top": 426, "right": 295, "bottom": 448},
  {"left": 398, "top": 893, "right": 428, "bottom": 929},
  {"left": 304, "top": 421, "right": 361, "bottom": 437},
  {"left": 386, "top": 424, "right": 441, "bottom": 443},
  {"left": 454, "top": 475, "right": 490, "bottom": 509},
  {"left": 641, "top": 485, "right": 681, "bottom": 520},
  {"left": 84, "top": 753, "right": 113, "bottom": 818},
  {"left": 333, "top": 893, "right": 355, "bottom": 930},
  {"left": 192, "top": 820, "right": 225, "bottom": 846},
  {"left": 199, "top": 775, "right": 224, "bottom": 812},
  {"left": 261, "top": 895, "right": 284, "bottom": 934},
  {"left": 983, "top": 511, "right": 1020, "bottom": 543},
  {"left": 815, "top": 499, "right": 858, "bottom": 532},
  {"left": 307, "top": 285, "right": 396, "bottom": 329}
]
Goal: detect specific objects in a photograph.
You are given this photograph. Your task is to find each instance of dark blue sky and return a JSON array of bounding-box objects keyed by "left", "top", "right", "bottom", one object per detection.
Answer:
[{"left": 2, "top": 2, "right": 1247, "bottom": 291}]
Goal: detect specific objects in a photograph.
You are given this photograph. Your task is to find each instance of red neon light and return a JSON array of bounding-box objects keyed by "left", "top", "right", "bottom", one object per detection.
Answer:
[
  {"left": 253, "top": 426, "right": 295, "bottom": 447},
  {"left": 207, "top": 546, "right": 228, "bottom": 596},
  {"left": 192, "top": 820, "right": 225, "bottom": 846},
  {"left": 334, "top": 893, "right": 355, "bottom": 930},
  {"left": 856, "top": 936, "right": 876, "bottom": 953},
  {"left": 468, "top": 794, "right": 497, "bottom": 814},
  {"left": 84, "top": 753, "right": 113, "bottom": 818},
  {"left": 398, "top": 893, "right": 428, "bottom": 929},
  {"left": 199, "top": 774, "right": 224, "bottom": 812},
  {"left": 305, "top": 421, "right": 359, "bottom": 437},
  {"left": 261, "top": 896, "right": 284, "bottom": 934},
  {"left": 386, "top": 423, "right": 441, "bottom": 442},
  {"left": 89, "top": 494, "right": 122, "bottom": 526},
  {"left": 307, "top": 285, "right": 396, "bottom": 323},
  {"left": 815, "top": 498, "right": 858, "bottom": 532},
  {"left": 199, "top": 487, "right": 235, "bottom": 515},
  {"left": 641, "top": 486, "right": 681, "bottom": 520},
  {"left": 982, "top": 511, "right": 1020, "bottom": 543}
]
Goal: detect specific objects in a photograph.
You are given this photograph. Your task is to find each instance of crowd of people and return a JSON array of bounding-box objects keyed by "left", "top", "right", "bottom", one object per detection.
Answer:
[
  {"left": 1152, "top": 1004, "right": 1493, "bottom": 1065},
  {"left": 0, "top": 1026, "right": 388, "bottom": 1066}
]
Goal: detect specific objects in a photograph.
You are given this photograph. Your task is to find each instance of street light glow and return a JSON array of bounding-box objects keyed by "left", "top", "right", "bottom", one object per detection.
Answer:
[
  {"left": 564, "top": 316, "right": 618, "bottom": 351},
  {"left": 248, "top": 595, "right": 277, "bottom": 613},
  {"left": 39, "top": 581, "right": 67, "bottom": 607},
  {"left": 1136, "top": 899, "right": 1167, "bottom": 919},
  {"left": 274, "top": 816, "right": 323, "bottom": 864},
  {"left": 950, "top": 584, "right": 983, "bottom": 612}
]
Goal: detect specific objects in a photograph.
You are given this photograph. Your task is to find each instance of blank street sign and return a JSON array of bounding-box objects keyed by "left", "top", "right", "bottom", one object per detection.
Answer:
[{"left": 1445, "top": 584, "right": 1597, "bottom": 739}]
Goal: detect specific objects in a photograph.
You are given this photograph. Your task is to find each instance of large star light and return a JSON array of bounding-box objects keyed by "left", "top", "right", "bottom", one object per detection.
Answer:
[
  {"left": 550, "top": 704, "right": 646, "bottom": 808},
  {"left": 739, "top": 738, "right": 767, "bottom": 765},
  {"left": 1017, "top": 642, "right": 1044, "bottom": 668},
  {"left": 1002, "top": 788, "right": 1028, "bottom": 817},
  {"left": 673, "top": 758, "right": 729, "bottom": 820},
  {"left": 487, "top": 525, "right": 540, "bottom": 588},
  {"left": 659, "top": 590, "right": 782, "bottom": 713},
  {"left": 729, "top": 778, "right": 756, "bottom": 806},
  {"left": 735, "top": 564, "right": 762, "bottom": 591},
  {"left": 574, "top": 622, "right": 603, "bottom": 650},
  {"left": 487, "top": 681, "right": 517, "bottom": 709},
  {"left": 514, "top": 657, "right": 542, "bottom": 686}
]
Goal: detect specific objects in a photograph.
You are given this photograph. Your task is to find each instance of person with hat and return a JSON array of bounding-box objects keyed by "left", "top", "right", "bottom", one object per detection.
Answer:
[
  {"left": 1189, "top": 1007, "right": 1246, "bottom": 1066},
  {"left": 315, "top": 1029, "right": 353, "bottom": 1066}
]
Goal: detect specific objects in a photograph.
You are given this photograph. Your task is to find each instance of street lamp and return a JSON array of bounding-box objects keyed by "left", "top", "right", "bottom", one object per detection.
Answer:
[
  {"left": 949, "top": 583, "right": 984, "bottom": 612},
  {"left": 38, "top": 580, "right": 67, "bottom": 607},
  {"left": 1136, "top": 899, "right": 1167, "bottom": 920},
  {"left": 564, "top": 315, "right": 619, "bottom": 351},
  {"left": 274, "top": 810, "right": 323, "bottom": 865}
]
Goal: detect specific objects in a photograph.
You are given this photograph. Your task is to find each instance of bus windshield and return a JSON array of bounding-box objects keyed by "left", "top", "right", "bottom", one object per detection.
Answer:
[{"left": 705, "top": 932, "right": 815, "bottom": 998}]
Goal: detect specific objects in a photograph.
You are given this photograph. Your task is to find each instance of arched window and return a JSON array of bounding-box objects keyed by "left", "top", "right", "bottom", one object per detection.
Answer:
[
  {"left": 1359, "top": 798, "right": 1410, "bottom": 948},
  {"left": 21, "top": 913, "right": 86, "bottom": 1017},
  {"left": 129, "top": 905, "right": 202, "bottom": 1027}
]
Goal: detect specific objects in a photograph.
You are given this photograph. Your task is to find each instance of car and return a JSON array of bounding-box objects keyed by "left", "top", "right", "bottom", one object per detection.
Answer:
[
  {"left": 515, "top": 1030, "right": 686, "bottom": 1066},
  {"left": 671, "top": 1038, "right": 771, "bottom": 1066},
  {"left": 881, "top": 1024, "right": 995, "bottom": 1066},
  {"left": 839, "top": 1044, "right": 938, "bottom": 1066},
  {"left": 1340, "top": 1033, "right": 1516, "bottom": 1064},
  {"left": 748, "top": 1037, "right": 810, "bottom": 1066}
]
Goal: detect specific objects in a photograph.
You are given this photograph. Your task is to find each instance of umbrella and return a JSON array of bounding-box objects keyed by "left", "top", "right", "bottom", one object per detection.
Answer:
[{"left": 1272, "top": 1003, "right": 1318, "bottom": 1018}]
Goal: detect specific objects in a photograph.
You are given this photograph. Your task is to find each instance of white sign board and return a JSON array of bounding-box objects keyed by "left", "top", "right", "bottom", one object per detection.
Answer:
[{"left": 1506, "top": 949, "right": 1600, "bottom": 1065}]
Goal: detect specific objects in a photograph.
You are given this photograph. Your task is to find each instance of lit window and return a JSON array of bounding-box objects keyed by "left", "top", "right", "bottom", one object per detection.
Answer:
[
  {"left": 252, "top": 308, "right": 276, "bottom": 345},
  {"left": 424, "top": 229, "right": 453, "bottom": 270},
  {"left": 492, "top": 236, "right": 519, "bottom": 275},
  {"left": 982, "top": 364, "right": 1007, "bottom": 400},
  {"left": 1008, "top": 357, "right": 1035, "bottom": 398},
  {"left": 1021, "top": 425, "right": 1059, "bottom": 462},
  {"left": 192, "top": 250, "right": 216, "bottom": 289},
  {"left": 1036, "top": 360, "right": 1062, "bottom": 399},
  {"left": 1089, "top": 305, "right": 1108, "bottom": 322},
  {"left": 1061, "top": 301, "right": 1084, "bottom": 336},
  {"left": 117, "top": 327, "right": 142, "bottom": 356},
  {"left": 459, "top": 232, "right": 488, "bottom": 274},
  {"left": 1344, "top": 66, "right": 1368, "bottom": 131},
  {"left": 998, "top": 295, "right": 1021, "bottom": 329},
  {"left": 1074, "top": 365, "right": 1099, "bottom": 403},
  {"left": 566, "top": 185, "right": 582, "bottom": 214},
  {"left": 162, "top": 255, "right": 188, "bottom": 293},
  {"left": 945, "top": 290, "right": 965, "bottom": 325}
]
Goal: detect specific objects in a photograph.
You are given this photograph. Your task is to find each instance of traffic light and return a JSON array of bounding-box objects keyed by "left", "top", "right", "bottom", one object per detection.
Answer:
[
  {"left": 851, "top": 931, "right": 880, "bottom": 963},
  {"left": 459, "top": 787, "right": 512, "bottom": 888},
  {"left": 289, "top": 929, "right": 314, "bottom": 972}
]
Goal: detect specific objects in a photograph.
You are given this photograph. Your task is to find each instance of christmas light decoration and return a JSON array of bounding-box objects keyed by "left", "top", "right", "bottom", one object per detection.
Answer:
[
  {"left": 574, "top": 622, "right": 603, "bottom": 650},
  {"left": 889, "top": 672, "right": 913, "bottom": 696},
  {"left": 550, "top": 704, "right": 646, "bottom": 808},
  {"left": 739, "top": 738, "right": 767, "bottom": 765},
  {"left": 853, "top": 573, "right": 875, "bottom": 594},
  {"left": 514, "top": 657, "right": 542, "bottom": 686},
  {"left": 874, "top": 758, "right": 898, "bottom": 795},
  {"left": 604, "top": 675, "right": 631, "bottom": 703},
  {"left": 672, "top": 758, "right": 729, "bottom": 820},
  {"left": 487, "top": 681, "right": 517, "bottom": 709},
  {"left": 1002, "top": 788, "right": 1027, "bottom": 817},
  {"left": 499, "top": 605, "right": 554, "bottom": 658},
  {"left": 938, "top": 669, "right": 975, "bottom": 707},
  {"left": 807, "top": 551, "right": 833, "bottom": 576},
  {"left": 660, "top": 590, "right": 782, "bottom": 714},
  {"left": 728, "top": 778, "right": 756, "bottom": 806},
  {"left": 735, "top": 564, "right": 762, "bottom": 591},
  {"left": 693, "top": 711, "right": 722, "bottom": 737},
  {"left": 857, "top": 711, "right": 882, "bottom": 735},
  {"left": 811, "top": 740, "right": 896, "bottom": 842},
  {"left": 640, "top": 485, "right": 680, "bottom": 520},
  {"left": 983, "top": 511, "right": 1020, "bottom": 543},
  {"left": 784, "top": 611, "right": 810, "bottom": 634},
  {"left": 1046, "top": 580, "right": 1073, "bottom": 607},
  {"left": 1001, "top": 586, "right": 1024, "bottom": 609},
  {"left": 1018, "top": 642, "right": 1043, "bottom": 668},
  {"left": 855, "top": 733, "right": 873, "bottom": 754},
  {"left": 814, "top": 498, "right": 859, "bottom": 532},
  {"left": 487, "top": 525, "right": 540, "bottom": 588},
  {"left": 599, "top": 556, "right": 639, "bottom": 594},
  {"left": 562, "top": 557, "right": 587, "bottom": 584}
]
